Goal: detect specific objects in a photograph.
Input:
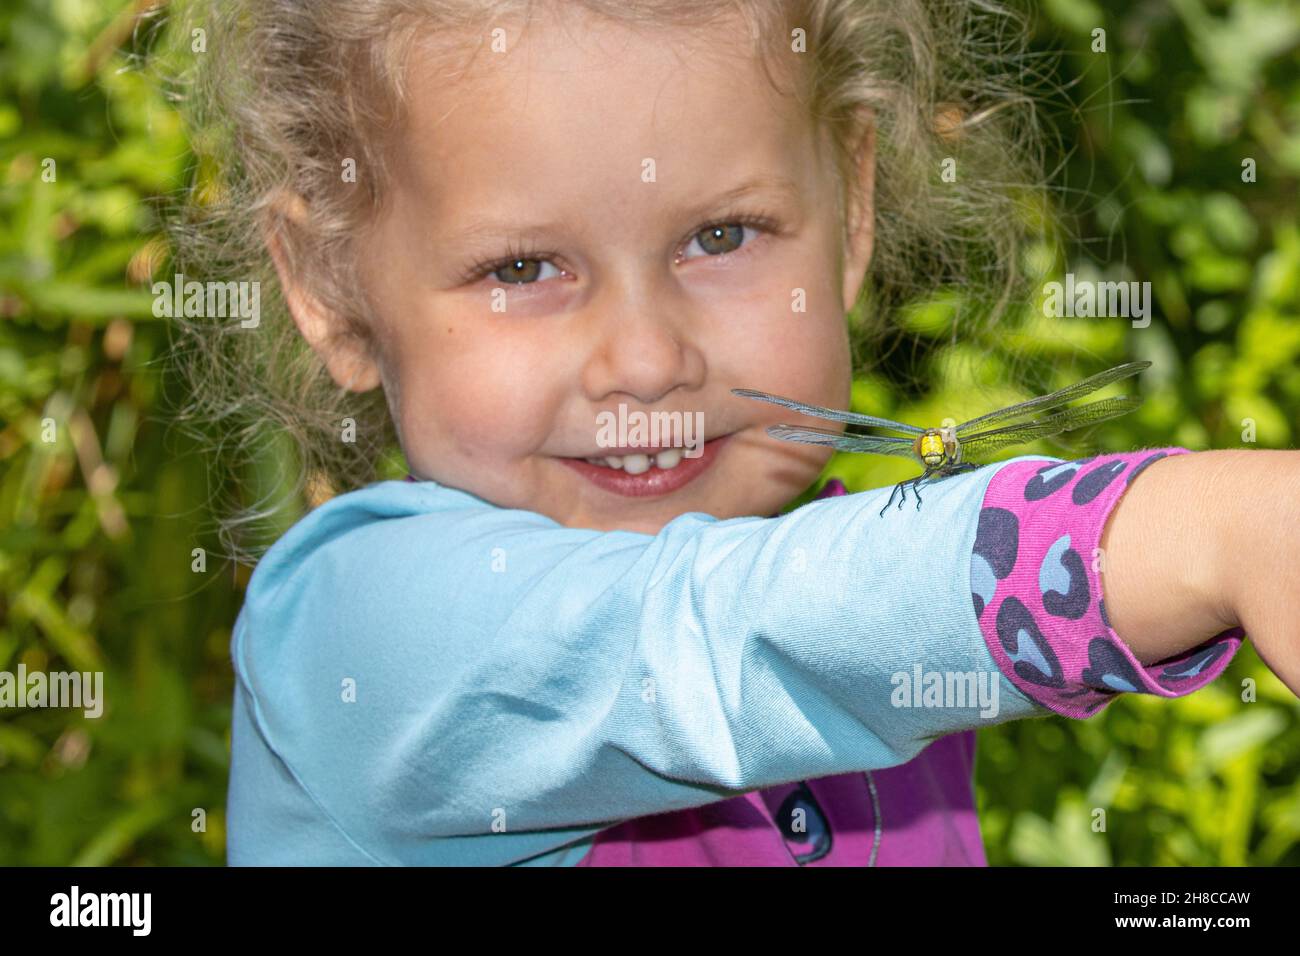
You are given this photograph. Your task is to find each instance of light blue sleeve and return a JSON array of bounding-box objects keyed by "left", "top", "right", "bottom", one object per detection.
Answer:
[{"left": 229, "top": 457, "right": 1059, "bottom": 865}]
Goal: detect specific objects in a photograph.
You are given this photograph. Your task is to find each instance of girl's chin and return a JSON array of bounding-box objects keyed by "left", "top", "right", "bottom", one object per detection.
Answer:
[
  {"left": 558, "top": 494, "right": 695, "bottom": 531},
  {"left": 586, "top": 515, "right": 672, "bottom": 534}
]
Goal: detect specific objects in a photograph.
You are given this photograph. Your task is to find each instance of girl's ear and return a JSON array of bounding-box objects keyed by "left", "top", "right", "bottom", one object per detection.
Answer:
[
  {"left": 265, "top": 193, "right": 384, "bottom": 393},
  {"left": 840, "top": 114, "right": 876, "bottom": 314}
]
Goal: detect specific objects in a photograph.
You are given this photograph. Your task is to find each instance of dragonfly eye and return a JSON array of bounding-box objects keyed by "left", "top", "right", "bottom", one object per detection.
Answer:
[{"left": 918, "top": 434, "right": 945, "bottom": 463}]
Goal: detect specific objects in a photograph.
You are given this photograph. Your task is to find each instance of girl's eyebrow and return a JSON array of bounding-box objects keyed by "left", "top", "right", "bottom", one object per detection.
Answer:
[
  {"left": 685, "top": 175, "right": 804, "bottom": 218},
  {"left": 446, "top": 176, "right": 804, "bottom": 246},
  {"left": 448, "top": 215, "right": 575, "bottom": 247}
]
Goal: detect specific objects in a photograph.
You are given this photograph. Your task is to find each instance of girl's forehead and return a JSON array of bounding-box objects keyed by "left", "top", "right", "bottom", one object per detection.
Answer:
[
  {"left": 411, "top": 3, "right": 770, "bottom": 76},
  {"left": 393, "top": 13, "right": 818, "bottom": 214},
  {"left": 400, "top": 5, "right": 802, "bottom": 137}
]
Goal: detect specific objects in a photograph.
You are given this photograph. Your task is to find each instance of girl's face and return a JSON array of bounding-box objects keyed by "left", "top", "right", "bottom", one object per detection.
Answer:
[{"left": 321, "top": 7, "right": 875, "bottom": 533}]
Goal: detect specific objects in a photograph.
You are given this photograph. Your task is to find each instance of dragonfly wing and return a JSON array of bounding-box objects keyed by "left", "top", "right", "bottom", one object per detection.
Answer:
[
  {"left": 956, "top": 396, "right": 1143, "bottom": 460},
  {"left": 733, "top": 388, "right": 925, "bottom": 434},
  {"left": 767, "top": 424, "right": 918, "bottom": 457},
  {"left": 954, "top": 361, "right": 1150, "bottom": 433}
]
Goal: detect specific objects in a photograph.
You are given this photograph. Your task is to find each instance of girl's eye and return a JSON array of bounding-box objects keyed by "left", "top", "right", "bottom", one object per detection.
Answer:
[
  {"left": 464, "top": 213, "right": 776, "bottom": 285},
  {"left": 683, "top": 223, "right": 751, "bottom": 259},
  {"left": 485, "top": 258, "right": 565, "bottom": 285}
]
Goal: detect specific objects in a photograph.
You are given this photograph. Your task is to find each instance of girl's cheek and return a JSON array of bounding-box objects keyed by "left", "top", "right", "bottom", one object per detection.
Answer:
[
  {"left": 411, "top": 364, "right": 555, "bottom": 461},
  {"left": 729, "top": 290, "right": 844, "bottom": 369}
]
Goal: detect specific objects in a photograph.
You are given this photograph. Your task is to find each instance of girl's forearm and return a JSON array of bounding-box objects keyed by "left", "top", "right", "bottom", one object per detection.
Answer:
[{"left": 1099, "top": 449, "right": 1300, "bottom": 692}]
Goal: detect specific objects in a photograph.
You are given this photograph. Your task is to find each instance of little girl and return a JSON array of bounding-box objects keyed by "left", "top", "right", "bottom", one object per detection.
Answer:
[{"left": 173, "top": 0, "right": 1300, "bottom": 865}]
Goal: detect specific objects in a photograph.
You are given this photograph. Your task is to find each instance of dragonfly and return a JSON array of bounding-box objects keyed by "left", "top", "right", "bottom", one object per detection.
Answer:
[{"left": 733, "top": 361, "right": 1151, "bottom": 516}]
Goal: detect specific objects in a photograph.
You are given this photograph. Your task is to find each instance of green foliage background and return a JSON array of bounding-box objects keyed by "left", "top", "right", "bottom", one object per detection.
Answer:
[{"left": 0, "top": 0, "right": 1297, "bottom": 865}]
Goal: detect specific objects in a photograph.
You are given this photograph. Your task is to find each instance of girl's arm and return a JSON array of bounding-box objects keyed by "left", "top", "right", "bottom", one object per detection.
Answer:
[
  {"left": 228, "top": 448, "right": 1247, "bottom": 864},
  {"left": 1098, "top": 449, "right": 1300, "bottom": 692}
]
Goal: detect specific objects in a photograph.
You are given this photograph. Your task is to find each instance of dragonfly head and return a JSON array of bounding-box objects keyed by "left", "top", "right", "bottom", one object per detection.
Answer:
[{"left": 917, "top": 431, "right": 947, "bottom": 467}]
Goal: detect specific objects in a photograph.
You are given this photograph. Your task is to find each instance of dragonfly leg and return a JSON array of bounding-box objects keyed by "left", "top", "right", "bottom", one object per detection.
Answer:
[
  {"left": 879, "top": 481, "right": 903, "bottom": 517},
  {"left": 911, "top": 468, "right": 937, "bottom": 511},
  {"left": 881, "top": 467, "right": 944, "bottom": 517}
]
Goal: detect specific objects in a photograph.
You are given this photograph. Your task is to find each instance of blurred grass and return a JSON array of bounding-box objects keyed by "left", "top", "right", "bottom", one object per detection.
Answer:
[{"left": 0, "top": 0, "right": 1297, "bottom": 865}]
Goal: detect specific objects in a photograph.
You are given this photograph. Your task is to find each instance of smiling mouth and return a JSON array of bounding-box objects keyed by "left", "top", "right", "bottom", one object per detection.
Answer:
[
  {"left": 561, "top": 434, "right": 732, "bottom": 497},
  {"left": 579, "top": 446, "right": 696, "bottom": 473}
]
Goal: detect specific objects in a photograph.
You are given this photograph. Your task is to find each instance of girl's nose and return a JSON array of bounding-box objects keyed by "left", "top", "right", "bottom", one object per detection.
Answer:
[{"left": 579, "top": 299, "right": 707, "bottom": 405}]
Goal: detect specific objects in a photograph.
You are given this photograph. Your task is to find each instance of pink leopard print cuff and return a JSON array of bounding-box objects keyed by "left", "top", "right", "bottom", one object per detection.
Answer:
[{"left": 972, "top": 448, "right": 1244, "bottom": 719}]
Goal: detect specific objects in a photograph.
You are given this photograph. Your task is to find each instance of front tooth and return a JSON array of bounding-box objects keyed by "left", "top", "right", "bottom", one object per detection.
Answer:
[
  {"left": 604, "top": 455, "right": 624, "bottom": 469},
  {"left": 622, "top": 453, "right": 651, "bottom": 475},
  {"left": 654, "top": 448, "right": 683, "bottom": 470}
]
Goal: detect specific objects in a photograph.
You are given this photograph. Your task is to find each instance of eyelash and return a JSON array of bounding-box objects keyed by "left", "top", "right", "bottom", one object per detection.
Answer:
[{"left": 460, "top": 209, "right": 781, "bottom": 285}]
